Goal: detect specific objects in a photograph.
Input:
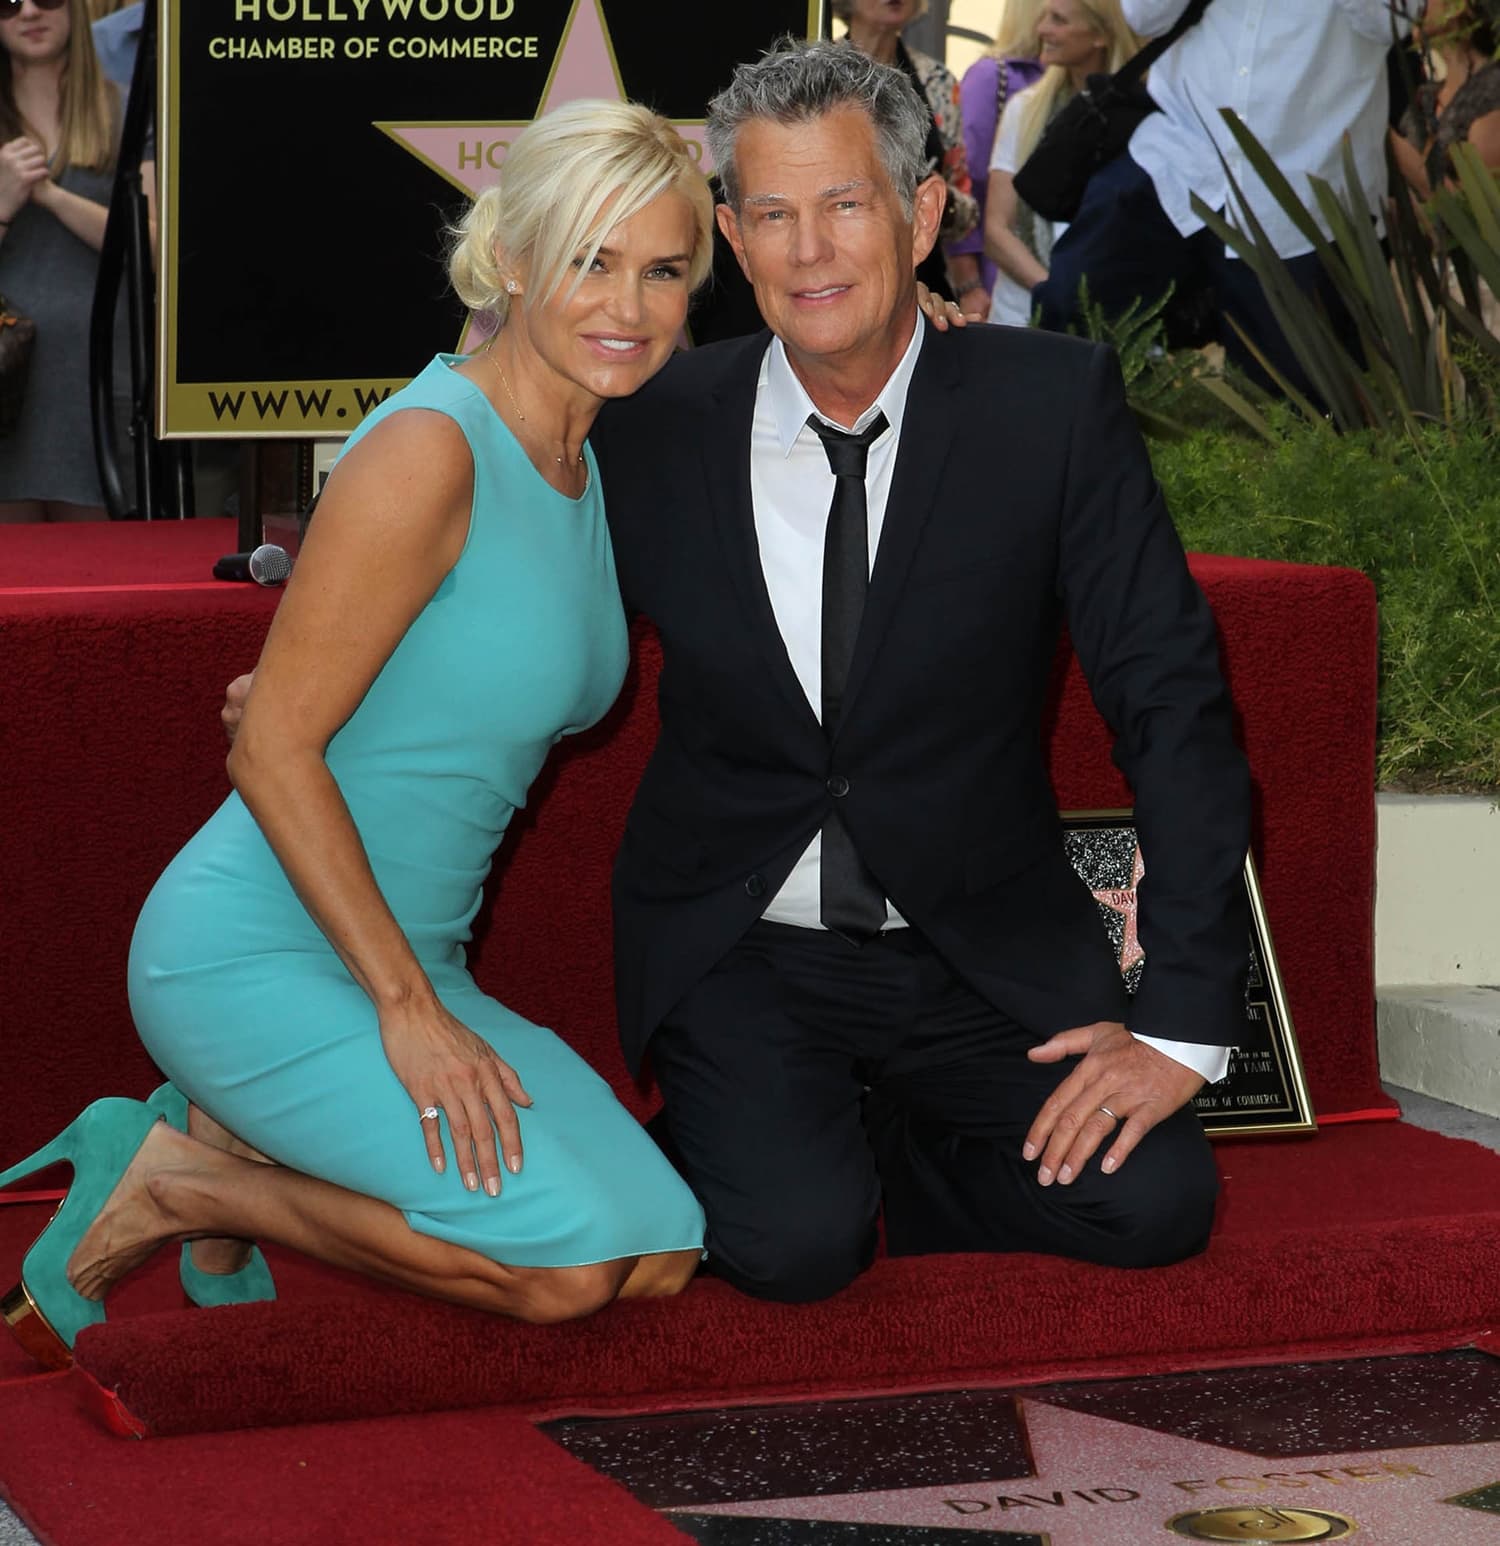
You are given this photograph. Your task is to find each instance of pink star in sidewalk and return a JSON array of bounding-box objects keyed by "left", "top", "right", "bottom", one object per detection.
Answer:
[
  {"left": 1094, "top": 842, "right": 1145, "bottom": 974},
  {"left": 684, "top": 1398, "right": 1500, "bottom": 1543}
]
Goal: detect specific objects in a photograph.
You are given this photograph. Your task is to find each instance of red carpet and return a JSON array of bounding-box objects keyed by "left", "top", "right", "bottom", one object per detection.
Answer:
[
  {"left": 5, "top": 520, "right": 1463, "bottom": 1483},
  {"left": 0, "top": 1124, "right": 1472, "bottom": 1436},
  {"left": 0, "top": 1379, "right": 687, "bottom": 1546},
  {"left": 0, "top": 516, "right": 242, "bottom": 588}
]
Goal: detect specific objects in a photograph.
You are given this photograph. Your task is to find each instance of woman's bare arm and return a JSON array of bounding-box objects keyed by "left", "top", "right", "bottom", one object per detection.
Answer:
[
  {"left": 227, "top": 407, "right": 531, "bottom": 1193},
  {"left": 983, "top": 168, "right": 1048, "bottom": 292}
]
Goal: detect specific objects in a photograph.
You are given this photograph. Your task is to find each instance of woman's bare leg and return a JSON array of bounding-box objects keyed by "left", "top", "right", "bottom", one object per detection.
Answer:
[
  {"left": 66, "top": 1121, "right": 687, "bottom": 1324},
  {"left": 183, "top": 1101, "right": 274, "bottom": 1277},
  {"left": 618, "top": 1247, "right": 701, "bottom": 1299}
]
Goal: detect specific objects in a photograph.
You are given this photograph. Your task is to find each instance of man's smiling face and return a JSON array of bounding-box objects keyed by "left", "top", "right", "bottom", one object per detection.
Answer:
[{"left": 716, "top": 105, "right": 942, "bottom": 375}]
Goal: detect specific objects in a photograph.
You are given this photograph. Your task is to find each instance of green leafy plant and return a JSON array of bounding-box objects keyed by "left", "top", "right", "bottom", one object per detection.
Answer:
[
  {"left": 1189, "top": 115, "right": 1500, "bottom": 433},
  {"left": 1151, "top": 412, "right": 1500, "bottom": 791},
  {"left": 1069, "top": 279, "right": 1281, "bottom": 441}
]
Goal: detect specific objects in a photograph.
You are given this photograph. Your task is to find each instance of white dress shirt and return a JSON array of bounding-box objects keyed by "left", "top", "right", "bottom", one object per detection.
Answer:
[
  {"left": 1122, "top": 0, "right": 1411, "bottom": 258},
  {"left": 748, "top": 316, "right": 1229, "bottom": 1084}
]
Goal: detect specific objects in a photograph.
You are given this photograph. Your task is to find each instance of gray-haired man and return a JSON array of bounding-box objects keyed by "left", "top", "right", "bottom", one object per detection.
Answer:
[{"left": 589, "top": 39, "right": 1250, "bottom": 1301}]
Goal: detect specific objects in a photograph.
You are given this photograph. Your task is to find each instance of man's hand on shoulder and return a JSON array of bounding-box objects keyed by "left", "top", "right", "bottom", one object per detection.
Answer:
[
  {"left": 1023, "top": 1021, "right": 1204, "bottom": 1186},
  {"left": 222, "top": 672, "right": 255, "bottom": 743}
]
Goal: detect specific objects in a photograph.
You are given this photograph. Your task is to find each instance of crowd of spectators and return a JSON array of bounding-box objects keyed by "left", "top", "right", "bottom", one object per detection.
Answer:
[
  {"left": 3, "top": 1, "right": 1499, "bottom": 526},
  {"left": 960, "top": 0, "right": 1500, "bottom": 390}
]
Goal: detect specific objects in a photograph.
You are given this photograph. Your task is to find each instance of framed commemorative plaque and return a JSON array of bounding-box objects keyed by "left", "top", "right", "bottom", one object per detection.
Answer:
[
  {"left": 1062, "top": 810, "right": 1316, "bottom": 1138},
  {"left": 158, "top": 0, "right": 823, "bottom": 437}
]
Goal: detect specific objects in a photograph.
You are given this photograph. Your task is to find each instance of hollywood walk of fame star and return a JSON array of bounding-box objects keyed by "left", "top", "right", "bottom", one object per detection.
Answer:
[
  {"left": 680, "top": 1398, "right": 1500, "bottom": 1544},
  {"left": 375, "top": 0, "right": 711, "bottom": 204},
  {"left": 1093, "top": 843, "right": 1145, "bottom": 974},
  {"left": 375, "top": 0, "right": 711, "bottom": 350}
]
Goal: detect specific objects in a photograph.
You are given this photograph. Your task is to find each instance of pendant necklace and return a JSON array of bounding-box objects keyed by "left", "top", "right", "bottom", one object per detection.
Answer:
[{"left": 487, "top": 345, "right": 585, "bottom": 468}]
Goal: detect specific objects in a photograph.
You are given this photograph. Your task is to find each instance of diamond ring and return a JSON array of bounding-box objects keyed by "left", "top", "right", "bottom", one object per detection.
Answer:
[{"left": 418, "top": 1106, "right": 440, "bottom": 1122}]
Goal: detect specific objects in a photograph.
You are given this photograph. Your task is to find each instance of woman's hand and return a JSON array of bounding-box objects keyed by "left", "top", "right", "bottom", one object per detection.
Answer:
[
  {"left": 956, "top": 284, "right": 991, "bottom": 322},
  {"left": 379, "top": 995, "right": 534, "bottom": 1195},
  {"left": 916, "top": 280, "right": 969, "bottom": 331},
  {"left": 0, "top": 137, "right": 47, "bottom": 222}
]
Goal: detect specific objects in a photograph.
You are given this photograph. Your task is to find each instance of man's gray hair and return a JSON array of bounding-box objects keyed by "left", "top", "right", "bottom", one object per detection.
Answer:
[{"left": 705, "top": 38, "right": 931, "bottom": 215}]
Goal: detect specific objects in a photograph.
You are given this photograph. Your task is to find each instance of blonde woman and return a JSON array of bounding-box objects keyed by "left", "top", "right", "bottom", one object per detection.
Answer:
[
  {"left": 954, "top": 0, "right": 1047, "bottom": 319},
  {"left": 1, "top": 100, "right": 718, "bottom": 1369},
  {"left": 0, "top": 0, "right": 126, "bottom": 520},
  {"left": 983, "top": 0, "right": 1139, "bottom": 326}
]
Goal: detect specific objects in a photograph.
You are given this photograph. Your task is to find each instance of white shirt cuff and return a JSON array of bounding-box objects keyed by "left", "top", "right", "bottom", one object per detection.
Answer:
[{"left": 1133, "top": 1034, "right": 1231, "bottom": 1085}]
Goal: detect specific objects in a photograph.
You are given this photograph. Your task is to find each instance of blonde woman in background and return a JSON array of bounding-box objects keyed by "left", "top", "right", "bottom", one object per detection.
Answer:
[
  {"left": 2, "top": 100, "right": 718, "bottom": 1370},
  {"left": 952, "top": 0, "right": 1047, "bottom": 321},
  {"left": 982, "top": 0, "right": 1138, "bottom": 326},
  {"left": 0, "top": 0, "right": 127, "bottom": 520},
  {"left": 835, "top": 0, "right": 981, "bottom": 308}
]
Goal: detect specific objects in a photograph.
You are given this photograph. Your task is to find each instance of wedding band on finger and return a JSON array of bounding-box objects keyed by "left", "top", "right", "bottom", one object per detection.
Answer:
[
  {"left": 418, "top": 1106, "right": 440, "bottom": 1122},
  {"left": 1098, "top": 1105, "right": 1119, "bottom": 1122}
]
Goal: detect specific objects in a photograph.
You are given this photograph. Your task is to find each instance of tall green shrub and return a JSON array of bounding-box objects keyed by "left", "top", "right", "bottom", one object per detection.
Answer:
[{"left": 1153, "top": 413, "right": 1500, "bottom": 790}]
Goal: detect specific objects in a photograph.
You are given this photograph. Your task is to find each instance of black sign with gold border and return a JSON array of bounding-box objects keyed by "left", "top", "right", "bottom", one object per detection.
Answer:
[
  {"left": 158, "top": 0, "right": 822, "bottom": 437},
  {"left": 1063, "top": 810, "right": 1316, "bottom": 1138}
]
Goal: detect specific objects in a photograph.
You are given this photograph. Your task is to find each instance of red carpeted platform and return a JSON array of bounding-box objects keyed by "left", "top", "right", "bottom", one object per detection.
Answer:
[
  {"left": 9, "top": 520, "right": 1487, "bottom": 1454},
  {"left": 44, "top": 1123, "right": 1500, "bottom": 1437},
  {"left": 0, "top": 1378, "right": 689, "bottom": 1546},
  {"left": 1, "top": 523, "right": 1389, "bottom": 1171}
]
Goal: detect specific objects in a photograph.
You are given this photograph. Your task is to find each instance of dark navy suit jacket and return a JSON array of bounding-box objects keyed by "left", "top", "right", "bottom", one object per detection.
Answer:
[{"left": 590, "top": 320, "right": 1250, "bottom": 1074}]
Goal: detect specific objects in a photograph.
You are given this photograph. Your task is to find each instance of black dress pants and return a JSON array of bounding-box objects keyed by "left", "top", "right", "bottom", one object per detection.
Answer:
[
  {"left": 1030, "top": 153, "right": 1357, "bottom": 405},
  {"left": 647, "top": 921, "right": 1220, "bottom": 1304}
]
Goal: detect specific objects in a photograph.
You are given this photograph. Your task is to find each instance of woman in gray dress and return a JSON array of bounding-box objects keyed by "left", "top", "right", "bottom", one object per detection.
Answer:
[{"left": 0, "top": 0, "right": 123, "bottom": 521}]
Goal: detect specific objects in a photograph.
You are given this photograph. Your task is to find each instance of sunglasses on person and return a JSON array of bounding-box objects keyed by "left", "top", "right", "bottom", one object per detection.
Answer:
[{"left": 0, "top": 0, "right": 67, "bottom": 19}]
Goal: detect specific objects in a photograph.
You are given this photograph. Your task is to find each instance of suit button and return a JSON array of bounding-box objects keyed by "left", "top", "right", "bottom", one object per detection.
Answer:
[
  {"left": 826, "top": 774, "right": 850, "bottom": 798},
  {"left": 745, "top": 873, "right": 766, "bottom": 898}
]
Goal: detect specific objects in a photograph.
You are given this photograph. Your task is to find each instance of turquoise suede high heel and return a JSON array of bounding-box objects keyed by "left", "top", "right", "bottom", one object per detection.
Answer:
[
  {"left": 0, "top": 1097, "right": 160, "bottom": 1369},
  {"left": 144, "top": 1084, "right": 276, "bottom": 1309}
]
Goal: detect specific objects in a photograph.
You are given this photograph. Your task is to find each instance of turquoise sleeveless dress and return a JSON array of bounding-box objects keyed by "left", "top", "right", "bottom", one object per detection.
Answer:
[{"left": 128, "top": 356, "right": 705, "bottom": 1269}]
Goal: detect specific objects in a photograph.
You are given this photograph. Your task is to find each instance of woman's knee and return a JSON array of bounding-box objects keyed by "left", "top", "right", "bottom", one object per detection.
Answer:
[
  {"left": 511, "top": 1260, "right": 631, "bottom": 1324},
  {"left": 620, "top": 1247, "right": 701, "bottom": 1300}
]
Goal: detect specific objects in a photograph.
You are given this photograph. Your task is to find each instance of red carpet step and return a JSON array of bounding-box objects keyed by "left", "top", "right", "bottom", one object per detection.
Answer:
[
  {"left": 0, "top": 1378, "right": 686, "bottom": 1546},
  {"left": 61, "top": 1125, "right": 1500, "bottom": 1438}
]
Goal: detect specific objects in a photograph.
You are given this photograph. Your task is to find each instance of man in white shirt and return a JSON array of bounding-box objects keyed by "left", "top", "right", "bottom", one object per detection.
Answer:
[
  {"left": 1033, "top": 0, "right": 1411, "bottom": 394},
  {"left": 591, "top": 41, "right": 1251, "bottom": 1301}
]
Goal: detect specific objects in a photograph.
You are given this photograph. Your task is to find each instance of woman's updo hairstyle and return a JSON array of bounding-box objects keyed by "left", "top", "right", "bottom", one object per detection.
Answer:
[{"left": 447, "top": 98, "right": 714, "bottom": 328}]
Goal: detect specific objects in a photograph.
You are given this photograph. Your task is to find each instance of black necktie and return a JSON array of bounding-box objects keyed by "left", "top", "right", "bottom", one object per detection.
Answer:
[{"left": 807, "top": 412, "right": 889, "bottom": 946}]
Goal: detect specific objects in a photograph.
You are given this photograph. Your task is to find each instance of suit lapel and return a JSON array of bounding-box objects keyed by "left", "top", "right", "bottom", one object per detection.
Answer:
[
  {"left": 702, "top": 333, "right": 825, "bottom": 738},
  {"left": 839, "top": 320, "right": 960, "bottom": 729}
]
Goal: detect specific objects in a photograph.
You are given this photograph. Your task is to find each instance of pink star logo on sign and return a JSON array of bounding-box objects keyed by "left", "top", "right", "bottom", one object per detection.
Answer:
[{"left": 376, "top": 0, "right": 711, "bottom": 202}]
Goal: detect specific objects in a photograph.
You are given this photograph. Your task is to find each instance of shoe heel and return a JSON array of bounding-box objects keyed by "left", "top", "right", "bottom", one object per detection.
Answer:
[
  {"left": 1, "top": 1281, "right": 72, "bottom": 1371},
  {"left": 3, "top": 1098, "right": 158, "bottom": 1367},
  {"left": 0, "top": 1124, "right": 80, "bottom": 1193}
]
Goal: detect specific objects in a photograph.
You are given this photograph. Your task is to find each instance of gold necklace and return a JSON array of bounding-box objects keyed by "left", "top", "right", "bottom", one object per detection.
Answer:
[{"left": 487, "top": 346, "right": 585, "bottom": 467}]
